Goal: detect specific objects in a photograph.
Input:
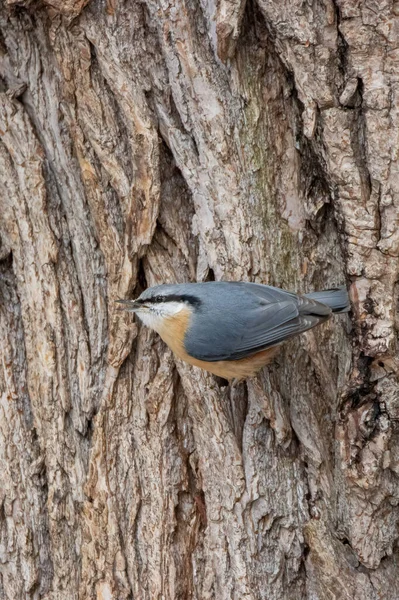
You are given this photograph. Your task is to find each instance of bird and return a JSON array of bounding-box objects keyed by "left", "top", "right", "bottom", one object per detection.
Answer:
[{"left": 117, "top": 282, "right": 349, "bottom": 380}]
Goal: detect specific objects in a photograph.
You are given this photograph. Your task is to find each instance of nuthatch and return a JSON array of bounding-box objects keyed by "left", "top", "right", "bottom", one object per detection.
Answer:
[{"left": 117, "top": 282, "right": 349, "bottom": 379}]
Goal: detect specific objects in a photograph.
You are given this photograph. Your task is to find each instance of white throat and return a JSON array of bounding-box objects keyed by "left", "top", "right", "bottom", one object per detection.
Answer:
[{"left": 135, "top": 301, "right": 188, "bottom": 332}]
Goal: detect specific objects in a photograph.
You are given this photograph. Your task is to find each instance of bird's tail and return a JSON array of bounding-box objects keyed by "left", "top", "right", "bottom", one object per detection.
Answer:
[{"left": 304, "top": 286, "right": 350, "bottom": 313}]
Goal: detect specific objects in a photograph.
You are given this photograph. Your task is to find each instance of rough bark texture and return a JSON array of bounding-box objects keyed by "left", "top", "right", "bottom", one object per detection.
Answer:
[{"left": 0, "top": 0, "right": 398, "bottom": 598}]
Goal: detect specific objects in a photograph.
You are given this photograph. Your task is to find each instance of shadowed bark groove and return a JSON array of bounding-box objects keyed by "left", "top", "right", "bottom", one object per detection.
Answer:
[{"left": 0, "top": 0, "right": 398, "bottom": 598}]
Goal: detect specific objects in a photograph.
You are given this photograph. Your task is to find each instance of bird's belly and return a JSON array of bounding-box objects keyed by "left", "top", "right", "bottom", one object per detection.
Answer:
[{"left": 180, "top": 347, "right": 279, "bottom": 379}]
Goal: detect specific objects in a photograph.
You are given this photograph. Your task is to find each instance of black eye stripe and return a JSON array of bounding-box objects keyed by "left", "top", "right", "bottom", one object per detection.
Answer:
[
  {"left": 141, "top": 294, "right": 202, "bottom": 307},
  {"left": 139, "top": 295, "right": 167, "bottom": 304}
]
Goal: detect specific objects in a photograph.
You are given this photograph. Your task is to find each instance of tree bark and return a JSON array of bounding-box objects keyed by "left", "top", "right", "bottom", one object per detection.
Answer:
[{"left": 0, "top": 0, "right": 398, "bottom": 598}]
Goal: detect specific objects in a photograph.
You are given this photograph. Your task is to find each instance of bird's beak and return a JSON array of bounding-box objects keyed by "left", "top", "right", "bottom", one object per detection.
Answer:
[{"left": 115, "top": 299, "right": 141, "bottom": 312}]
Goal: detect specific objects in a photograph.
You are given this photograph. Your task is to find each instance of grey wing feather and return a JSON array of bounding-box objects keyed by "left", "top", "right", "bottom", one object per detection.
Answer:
[
  {"left": 184, "top": 283, "right": 330, "bottom": 362},
  {"left": 233, "top": 301, "right": 298, "bottom": 353}
]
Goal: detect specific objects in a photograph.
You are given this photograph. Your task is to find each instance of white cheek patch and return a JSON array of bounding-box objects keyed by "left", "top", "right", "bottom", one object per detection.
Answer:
[
  {"left": 136, "top": 311, "right": 158, "bottom": 329},
  {"left": 156, "top": 301, "right": 188, "bottom": 317},
  {"left": 136, "top": 301, "right": 187, "bottom": 332}
]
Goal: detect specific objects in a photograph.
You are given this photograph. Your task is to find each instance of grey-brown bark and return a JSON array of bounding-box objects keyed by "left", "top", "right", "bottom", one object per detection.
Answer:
[{"left": 0, "top": 0, "right": 398, "bottom": 598}]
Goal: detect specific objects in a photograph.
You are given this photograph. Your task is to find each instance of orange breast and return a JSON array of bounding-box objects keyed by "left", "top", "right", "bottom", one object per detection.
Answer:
[{"left": 157, "top": 307, "right": 278, "bottom": 380}]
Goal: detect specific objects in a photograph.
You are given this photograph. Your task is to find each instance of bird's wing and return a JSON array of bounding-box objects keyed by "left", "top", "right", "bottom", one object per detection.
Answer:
[{"left": 185, "top": 286, "right": 328, "bottom": 362}]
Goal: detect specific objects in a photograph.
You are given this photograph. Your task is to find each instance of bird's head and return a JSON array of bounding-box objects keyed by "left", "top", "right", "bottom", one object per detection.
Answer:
[{"left": 116, "top": 284, "right": 201, "bottom": 332}]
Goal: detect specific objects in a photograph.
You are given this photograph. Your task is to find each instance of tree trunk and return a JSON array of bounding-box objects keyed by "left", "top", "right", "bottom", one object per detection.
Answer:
[{"left": 0, "top": 0, "right": 398, "bottom": 598}]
